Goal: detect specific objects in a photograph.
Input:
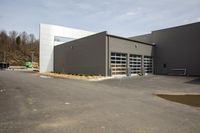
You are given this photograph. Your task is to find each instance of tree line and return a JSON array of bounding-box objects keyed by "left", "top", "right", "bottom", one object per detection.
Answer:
[{"left": 0, "top": 30, "right": 39, "bottom": 65}]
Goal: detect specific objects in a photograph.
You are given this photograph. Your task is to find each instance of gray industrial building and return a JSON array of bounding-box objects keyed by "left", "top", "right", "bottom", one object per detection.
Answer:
[
  {"left": 54, "top": 32, "right": 154, "bottom": 76},
  {"left": 131, "top": 22, "right": 200, "bottom": 76},
  {"left": 53, "top": 22, "right": 200, "bottom": 76}
]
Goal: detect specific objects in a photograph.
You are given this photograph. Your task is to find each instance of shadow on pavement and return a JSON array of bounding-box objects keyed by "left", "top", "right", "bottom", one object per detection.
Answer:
[
  {"left": 156, "top": 94, "right": 200, "bottom": 107},
  {"left": 185, "top": 77, "right": 200, "bottom": 85}
]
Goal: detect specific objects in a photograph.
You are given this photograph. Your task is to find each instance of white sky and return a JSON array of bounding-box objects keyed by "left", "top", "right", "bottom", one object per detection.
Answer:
[{"left": 0, "top": 0, "right": 200, "bottom": 38}]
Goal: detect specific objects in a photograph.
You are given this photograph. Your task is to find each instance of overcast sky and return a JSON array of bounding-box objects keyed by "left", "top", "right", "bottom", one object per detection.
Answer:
[{"left": 0, "top": 0, "right": 200, "bottom": 38}]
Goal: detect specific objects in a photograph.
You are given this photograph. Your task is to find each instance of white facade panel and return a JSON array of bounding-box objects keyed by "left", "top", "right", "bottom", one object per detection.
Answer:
[{"left": 39, "top": 24, "right": 95, "bottom": 73}]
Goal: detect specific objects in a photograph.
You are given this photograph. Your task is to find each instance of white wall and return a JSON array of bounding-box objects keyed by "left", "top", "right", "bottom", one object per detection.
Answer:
[{"left": 39, "top": 24, "right": 95, "bottom": 73}]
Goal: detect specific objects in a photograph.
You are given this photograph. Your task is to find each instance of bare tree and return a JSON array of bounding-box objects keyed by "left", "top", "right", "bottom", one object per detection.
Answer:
[
  {"left": 0, "top": 31, "right": 8, "bottom": 51},
  {"left": 9, "top": 31, "right": 18, "bottom": 51},
  {"left": 29, "top": 34, "right": 35, "bottom": 44},
  {"left": 20, "top": 31, "right": 28, "bottom": 45},
  {"left": 0, "top": 30, "right": 39, "bottom": 65}
]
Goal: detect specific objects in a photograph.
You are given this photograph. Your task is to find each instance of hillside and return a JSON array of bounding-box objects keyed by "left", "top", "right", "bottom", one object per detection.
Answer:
[{"left": 0, "top": 30, "right": 39, "bottom": 66}]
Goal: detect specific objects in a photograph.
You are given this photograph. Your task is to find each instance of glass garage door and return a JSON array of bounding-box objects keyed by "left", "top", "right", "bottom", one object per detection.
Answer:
[
  {"left": 129, "top": 54, "right": 142, "bottom": 74},
  {"left": 144, "top": 56, "right": 153, "bottom": 73},
  {"left": 111, "top": 53, "right": 127, "bottom": 75}
]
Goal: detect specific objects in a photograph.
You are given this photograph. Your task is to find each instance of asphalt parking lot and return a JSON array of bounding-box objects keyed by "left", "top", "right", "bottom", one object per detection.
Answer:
[{"left": 0, "top": 70, "right": 200, "bottom": 133}]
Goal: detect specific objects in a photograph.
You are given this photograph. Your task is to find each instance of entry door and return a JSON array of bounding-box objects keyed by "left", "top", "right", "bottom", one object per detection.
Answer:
[{"left": 111, "top": 53, "right": 127, "bottom": 75}]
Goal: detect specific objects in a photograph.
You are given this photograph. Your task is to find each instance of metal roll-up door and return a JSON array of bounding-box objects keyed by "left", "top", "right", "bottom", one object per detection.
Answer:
[
  {"left": 144, "top": 56, "right": 153, "bottom": 73},
  {"left": 129, "top": 54, "right": 142, "bottom": 74},
  {"left": 111, "top": 53, "right": 127, "bottom": 75}
]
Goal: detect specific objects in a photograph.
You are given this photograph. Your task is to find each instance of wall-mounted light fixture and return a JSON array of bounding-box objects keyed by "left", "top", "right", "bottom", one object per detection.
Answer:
[{"left": 135, "top": 45, "right": 138, "bottom": 48}]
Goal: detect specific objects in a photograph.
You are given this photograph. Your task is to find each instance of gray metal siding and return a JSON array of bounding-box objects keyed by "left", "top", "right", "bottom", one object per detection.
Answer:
[
  {"left": 130, "top": 22, "right": 200, "bottom": 76},
  {"left": 108, "top": 36, "right": 154, "bottom": 56},
  {"left": 54, "top": 32, "right": 107, "bottom": 76},
  {"left": 129, "top": 34, "right": 152, "bottom": 44},
  {"left": 153, "top": 23, "right": 200, "bottom": 76},
  {"left": 108, "top": 36, "right": 154, "bottom": 75}
]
